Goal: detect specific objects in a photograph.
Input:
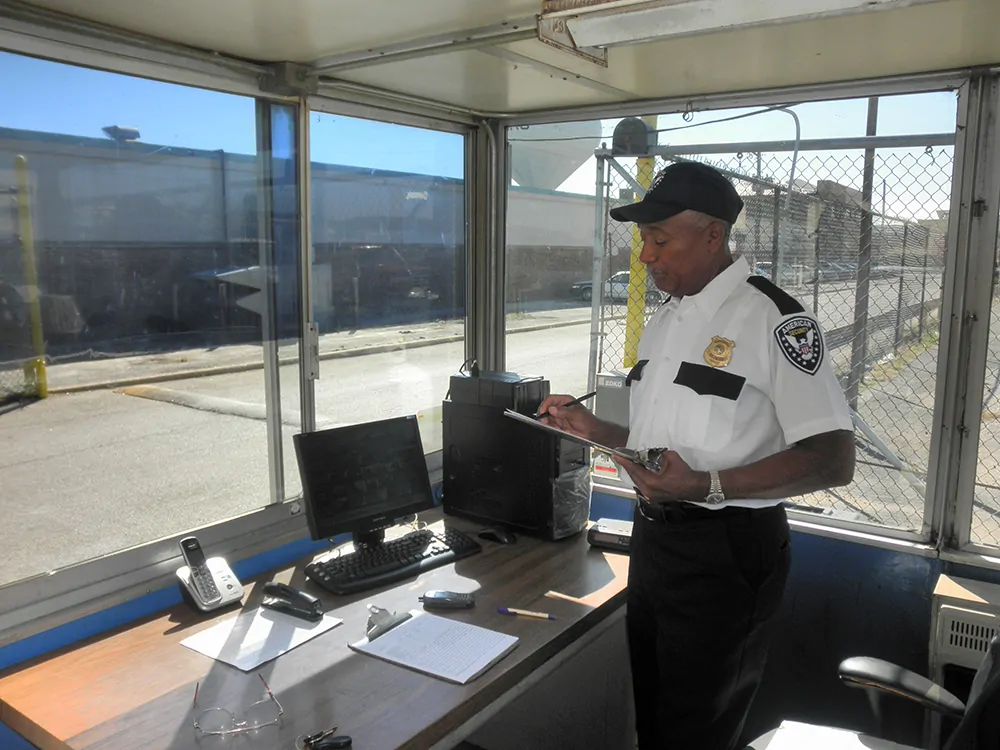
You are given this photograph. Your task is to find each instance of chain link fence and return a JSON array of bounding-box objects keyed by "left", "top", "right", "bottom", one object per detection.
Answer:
[
  {"left": 974, "top": 242, "right": 1000, "bottom": 546},
  {"left": 596, "top": 141, "right": 953, "bottom": 531}
]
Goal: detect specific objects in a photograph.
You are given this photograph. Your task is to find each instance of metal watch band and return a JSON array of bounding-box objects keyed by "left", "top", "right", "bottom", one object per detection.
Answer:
[{"left": 706, "top": 470, "right": 724, "bottom": 504}]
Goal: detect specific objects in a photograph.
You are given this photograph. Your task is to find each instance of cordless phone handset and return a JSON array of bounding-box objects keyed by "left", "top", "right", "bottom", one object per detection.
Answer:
[{"left": 179, "top": 536, "right": 222, "bottom": 605}]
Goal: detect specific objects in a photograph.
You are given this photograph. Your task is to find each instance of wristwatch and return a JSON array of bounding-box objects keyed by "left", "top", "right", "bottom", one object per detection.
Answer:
[{"left": 705, "top": 470, "right": 725, "bottom": 505}]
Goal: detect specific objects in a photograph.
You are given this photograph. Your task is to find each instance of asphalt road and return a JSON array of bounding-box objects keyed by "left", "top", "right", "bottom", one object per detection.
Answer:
[{"left": 0, "top": 327, "right": 593, "bottom": 585}]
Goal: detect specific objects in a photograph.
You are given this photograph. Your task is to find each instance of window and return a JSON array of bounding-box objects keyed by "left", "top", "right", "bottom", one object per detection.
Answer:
[
  {"left": 505, "top": 91, "right": 958, "bottom": 536},
  {"left": 0, "top": 52, "right": 294, "bottom": 587},
  {"left": 307, "top": 110, "right": 465, "bottom": 454}
]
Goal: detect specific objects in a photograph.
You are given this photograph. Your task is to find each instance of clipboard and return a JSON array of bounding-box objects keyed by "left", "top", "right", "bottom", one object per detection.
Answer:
[{"left": 502, "top": 409, "right": 664, "bottom": 471}]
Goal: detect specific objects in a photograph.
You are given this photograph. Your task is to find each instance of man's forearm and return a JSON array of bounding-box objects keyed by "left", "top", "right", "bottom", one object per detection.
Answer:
[
  {"left": 585, "top": 418, "right": 629, "bottom": 450},
  {"left": 714, "top": 430, "right": 855, "bottom": 502}
]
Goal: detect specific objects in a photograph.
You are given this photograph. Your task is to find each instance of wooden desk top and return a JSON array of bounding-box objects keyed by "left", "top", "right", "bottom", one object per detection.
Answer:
[{"left": 0, "top": 515, "right": 629, "bottom": 750}]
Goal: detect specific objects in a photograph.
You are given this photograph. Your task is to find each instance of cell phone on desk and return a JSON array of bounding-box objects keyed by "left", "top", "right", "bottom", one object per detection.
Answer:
[{"left": 177, "top": 536, "right": 244, "bottom": 612}]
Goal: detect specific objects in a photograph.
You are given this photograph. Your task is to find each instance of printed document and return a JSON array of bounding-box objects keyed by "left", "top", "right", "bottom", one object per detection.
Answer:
[{"left": 350, "top": 609, "right": 518, "bottom": 684}]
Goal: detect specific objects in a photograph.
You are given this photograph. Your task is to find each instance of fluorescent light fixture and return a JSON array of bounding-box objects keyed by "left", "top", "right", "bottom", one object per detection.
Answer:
[{"left": 540, "top": 0, "right": 948, "bottom": 48}]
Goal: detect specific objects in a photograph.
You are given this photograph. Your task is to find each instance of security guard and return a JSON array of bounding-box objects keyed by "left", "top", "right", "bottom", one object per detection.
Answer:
[{"left": 539, "top": 161, "right": 855, "bottom": 750}]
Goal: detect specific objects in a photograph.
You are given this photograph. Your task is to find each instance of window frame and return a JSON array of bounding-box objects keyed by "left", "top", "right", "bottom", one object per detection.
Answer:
[
  {"left": 502, "top": 74, "right": 974, "bottom": 550},
  {"left": 0, "top": 40, "right": 473, "bottom": 646}
]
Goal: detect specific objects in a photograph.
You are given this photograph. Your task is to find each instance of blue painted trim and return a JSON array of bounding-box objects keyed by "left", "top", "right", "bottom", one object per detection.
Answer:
[{"left": 0, "top": 721, "right": 37, "bottom": 749}]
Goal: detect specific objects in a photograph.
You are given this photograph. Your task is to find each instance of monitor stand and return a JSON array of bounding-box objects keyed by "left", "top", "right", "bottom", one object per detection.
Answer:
[{"left": 354, "top": 528, "right": 386, "bottom": 551}]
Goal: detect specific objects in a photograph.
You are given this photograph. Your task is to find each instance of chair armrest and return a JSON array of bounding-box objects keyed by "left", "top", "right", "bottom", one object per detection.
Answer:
[{"left": 838, "top": 657, "right": 966, "bottom": 718}]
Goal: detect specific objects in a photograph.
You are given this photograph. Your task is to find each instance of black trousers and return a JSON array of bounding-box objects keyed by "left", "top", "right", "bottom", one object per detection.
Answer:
[{"left": 627, "top": 501, "right": 791, "bottom": 750}]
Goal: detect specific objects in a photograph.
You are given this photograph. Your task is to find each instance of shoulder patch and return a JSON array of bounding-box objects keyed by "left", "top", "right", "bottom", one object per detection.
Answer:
[
  {"left": 746, "top": 276, "right": 805, "bottom": 316},
  {"left": 774, "top": 316, "right": 824, "bottom": 375}
]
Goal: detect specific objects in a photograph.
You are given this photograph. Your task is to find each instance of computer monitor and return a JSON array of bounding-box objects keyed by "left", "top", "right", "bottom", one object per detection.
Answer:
[{"left": 292, "top": 415, "right": 435, "bottom": 549}]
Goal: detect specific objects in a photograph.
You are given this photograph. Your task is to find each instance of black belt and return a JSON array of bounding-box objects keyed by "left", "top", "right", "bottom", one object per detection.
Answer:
[{"left": 636, "top": 497, "right": 767, "bottom": 524}]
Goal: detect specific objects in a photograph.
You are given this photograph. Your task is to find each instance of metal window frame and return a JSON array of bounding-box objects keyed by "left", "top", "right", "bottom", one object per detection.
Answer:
[
  {"left": 0, "top": 49, "right": 474, "bottom": 647},
  {"left": 511, "top": 80, "right": 967, "bottom": 545},
  {"left": 0, "top": 1, "right": 276, "bottom": 101},
  {"left": 505, "top": 69, "right": 970, "bottom": 127},
  {"left": 935, "top": 74, "right": 1000, "bottom": 550}
]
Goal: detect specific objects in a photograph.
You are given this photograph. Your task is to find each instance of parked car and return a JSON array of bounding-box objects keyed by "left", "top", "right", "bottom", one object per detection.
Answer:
[
  {"left": 569, "top": 271, "right": 666, "bottom": 304},
  {"left": 569, "top": 279, "right": 594, "bottom": 301}
]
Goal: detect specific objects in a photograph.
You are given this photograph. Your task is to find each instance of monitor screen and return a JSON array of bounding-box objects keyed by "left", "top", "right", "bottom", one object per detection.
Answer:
[{"left": 292, "top": 415, "right": 435, "bottom": 541}]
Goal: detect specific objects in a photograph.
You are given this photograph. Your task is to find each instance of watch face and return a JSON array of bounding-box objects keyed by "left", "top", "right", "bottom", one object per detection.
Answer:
[{"left": 706, "top": 493, "right": 725, "bottom": 505}]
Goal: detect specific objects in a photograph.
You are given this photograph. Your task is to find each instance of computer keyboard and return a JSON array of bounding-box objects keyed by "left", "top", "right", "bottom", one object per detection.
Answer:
[{"left": 305, "top": 527, "right": 483, "bottom": 595}]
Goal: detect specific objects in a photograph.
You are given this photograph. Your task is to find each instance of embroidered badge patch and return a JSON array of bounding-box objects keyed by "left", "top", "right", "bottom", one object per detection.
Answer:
[
  {"left": 775, "top": 316, "right": 823, "bottom": 375},
  {"left": 703, "top": 336, "right": 735, "bottom": 368}
]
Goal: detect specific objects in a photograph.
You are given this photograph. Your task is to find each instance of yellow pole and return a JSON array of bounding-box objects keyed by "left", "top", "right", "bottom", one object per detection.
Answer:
[
  {"left": 623, "top": 116, "right": 657, "bottom": 369},
  {"left": 14, "top": 155, "right": 47, "bottom": 398}
]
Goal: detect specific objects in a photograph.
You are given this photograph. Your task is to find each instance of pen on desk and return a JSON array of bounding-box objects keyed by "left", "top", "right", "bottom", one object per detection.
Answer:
[
  {"left": 534, "top": 390, "right": 597, "bottom": 420},
  {"left": 497, "top": 606, "right": 557, "bottom": 621}
]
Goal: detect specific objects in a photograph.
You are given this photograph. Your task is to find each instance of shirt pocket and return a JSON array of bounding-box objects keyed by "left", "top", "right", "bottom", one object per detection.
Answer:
[{"left": 671, "top": 362, "right": 746, "bottom": 452}]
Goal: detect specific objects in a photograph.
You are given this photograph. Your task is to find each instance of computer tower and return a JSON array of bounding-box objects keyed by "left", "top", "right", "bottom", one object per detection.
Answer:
[{"left": 442, "top": 371, "right": 591, "bottom": 541}]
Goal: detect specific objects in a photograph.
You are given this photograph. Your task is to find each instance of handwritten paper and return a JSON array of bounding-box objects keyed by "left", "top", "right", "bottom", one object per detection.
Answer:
[{"left": 350, "top": 610, "right": 518, "bottom": 684}]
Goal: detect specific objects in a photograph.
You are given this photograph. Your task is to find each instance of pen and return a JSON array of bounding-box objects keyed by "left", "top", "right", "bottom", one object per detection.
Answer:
[
  {"left": 534, "top": 390, "right": 598, "bottom": 419},
  {"left": 497, "top": 606, "right": 557, "bottom": 621}
]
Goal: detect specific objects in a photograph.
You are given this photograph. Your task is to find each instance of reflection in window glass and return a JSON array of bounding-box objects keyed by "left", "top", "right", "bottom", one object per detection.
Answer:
[
  {"left": 308, "top": 112, "right": 465, "bottom": 452},
  {"left": 505, "top": 92, "right": 957, "bottom": 532},
  {"left": 0, "top": 52, "right": 282, "bottom": 586}
]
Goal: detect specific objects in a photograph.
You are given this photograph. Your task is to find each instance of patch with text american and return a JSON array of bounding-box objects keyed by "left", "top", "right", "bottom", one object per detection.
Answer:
[{"left": 774, "top": 316, "right": 823, "bottom": 375}]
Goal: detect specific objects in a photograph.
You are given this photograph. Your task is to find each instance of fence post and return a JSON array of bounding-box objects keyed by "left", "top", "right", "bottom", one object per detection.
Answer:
[
  {"left": 770, "top": 187, "right": 781, "bottom": 284},
  {"left": 846, "top": 97, "right": 878, "bottom": 410},
  {"left": 919, "top": 235, "right": 929, "bottom": 339},
  {"left": 894, "top": 223, "right": 908, "bottom": 352},
  {"left": 812, "top": 222, "right": 820, "bottom": 314},
  {"left": 14, "top": 155, "right": 47, "bottom": 399}
]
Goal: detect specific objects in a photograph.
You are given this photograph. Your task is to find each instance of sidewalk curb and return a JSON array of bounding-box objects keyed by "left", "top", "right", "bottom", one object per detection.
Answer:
[{"left": 48, "top": 317, "right": 591, "bottom": 395}]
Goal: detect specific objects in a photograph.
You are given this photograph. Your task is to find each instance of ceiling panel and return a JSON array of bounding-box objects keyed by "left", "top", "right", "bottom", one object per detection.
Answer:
[
  {"left": 12, "top": 0, "right": 1000, "bottom": 116},
  {"left": 333, "top": 48, "right": 621, "bottom": 113},
  {"left": 19, "top": 0, "right": 540, "bottom": 62}
]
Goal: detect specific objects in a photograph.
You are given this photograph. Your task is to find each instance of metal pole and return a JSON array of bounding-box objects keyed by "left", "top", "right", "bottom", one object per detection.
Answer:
[
  {"left": 770, "top": 187, "right": 781, "bottom": 284},
  {"left": 587, "top": 153, "right": 607, "bottom": 394},
  {"left": 894, "top": 223, "right": 908, "bottom": 352},
  {"left": 919, "top": 234, "right": 928, "bottom": 339},
  {"left": 13, "top": 155, "right": 46, "bottom": 399},
  {"left": 754, "top": 152, "right": 762, "bottom": 265},
  {"left": 812, "top": 223, "right": 820, "bottom": 314},
  {"left": 624, "top": 116, "right": 657, "bottom": 369},
  {"left": 847, "top": 97, "right": 879, "bottom": 409}
]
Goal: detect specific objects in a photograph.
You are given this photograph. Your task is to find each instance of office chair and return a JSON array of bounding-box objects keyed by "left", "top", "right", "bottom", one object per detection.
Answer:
[{"left": 747, "top": 634, "right": 1000, "bottom": 749}]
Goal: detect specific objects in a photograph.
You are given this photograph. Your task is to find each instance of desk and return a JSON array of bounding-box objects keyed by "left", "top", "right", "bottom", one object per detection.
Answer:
[{"left": 0, "top": 514, "right": 631, "bottom": 750}]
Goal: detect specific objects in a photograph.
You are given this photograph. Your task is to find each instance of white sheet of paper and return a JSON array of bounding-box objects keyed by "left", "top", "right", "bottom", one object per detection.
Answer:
[
  {"left": 765, "top": 720, "right": 918, "bottom": 750},
  {"left": 181, "top": 607, "right": 343, "bottom": 671},
  {"left": 350, "top": 609, "right": 518, "bottom": 684}
]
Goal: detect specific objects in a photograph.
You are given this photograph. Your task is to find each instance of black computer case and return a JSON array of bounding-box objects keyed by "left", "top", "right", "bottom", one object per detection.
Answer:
[{"left": 442, "top": 371, "right": 591, "bottom": 541}]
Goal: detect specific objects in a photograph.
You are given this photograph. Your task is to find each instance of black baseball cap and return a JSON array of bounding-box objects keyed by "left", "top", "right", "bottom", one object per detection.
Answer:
[{"left": 609, "top": 161, "right": 743, "bottom": 225}]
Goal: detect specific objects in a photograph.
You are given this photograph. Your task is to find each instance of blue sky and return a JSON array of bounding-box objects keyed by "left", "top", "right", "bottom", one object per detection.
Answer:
[
  {"left": 0, "top": 49, "right": 957, "bottom": 216},
  {"left": 0, "top": 51, "right": 466, "bottom": 179}
]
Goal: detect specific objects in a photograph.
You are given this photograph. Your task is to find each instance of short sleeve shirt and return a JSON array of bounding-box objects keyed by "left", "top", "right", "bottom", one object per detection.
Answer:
[{"left": 626, "top": 256, "right": 853, "bottom": 509}]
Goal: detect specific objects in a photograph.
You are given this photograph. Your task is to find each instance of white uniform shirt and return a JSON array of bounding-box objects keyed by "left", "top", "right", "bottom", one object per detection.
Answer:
[{"left": 626, "top": 255, "right": 853, "bottom": 509}]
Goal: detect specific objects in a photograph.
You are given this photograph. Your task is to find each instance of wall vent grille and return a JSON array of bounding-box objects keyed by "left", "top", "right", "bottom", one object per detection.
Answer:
[{"left": 938, "top": 605, "right": 998, "bottom": 671}]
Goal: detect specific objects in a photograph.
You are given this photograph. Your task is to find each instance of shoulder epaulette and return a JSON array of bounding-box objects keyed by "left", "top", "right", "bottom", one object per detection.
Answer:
[{"left": 746, "top": 276, "right": 805, "bottom": 316}]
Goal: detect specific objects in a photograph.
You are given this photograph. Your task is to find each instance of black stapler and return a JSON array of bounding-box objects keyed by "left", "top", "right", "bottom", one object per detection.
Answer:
[{"left": 261, "top": 581, "right": 324, "bottom": 622}]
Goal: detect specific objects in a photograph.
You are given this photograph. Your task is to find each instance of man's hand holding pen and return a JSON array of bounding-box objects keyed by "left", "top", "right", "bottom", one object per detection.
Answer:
[{"left": 536, "top": 392, "right": 600, "bottom": 439}]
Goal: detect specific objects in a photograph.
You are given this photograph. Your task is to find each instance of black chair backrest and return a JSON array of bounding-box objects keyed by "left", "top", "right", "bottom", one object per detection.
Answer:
[{"left": 945, "top": 634, "right": 1000, "bottom": 750}]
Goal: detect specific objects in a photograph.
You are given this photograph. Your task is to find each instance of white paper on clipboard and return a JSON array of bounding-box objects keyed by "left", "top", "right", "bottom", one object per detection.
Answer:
[{"left": 502, "top": 409, "right": 641, "bottom": 466}]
